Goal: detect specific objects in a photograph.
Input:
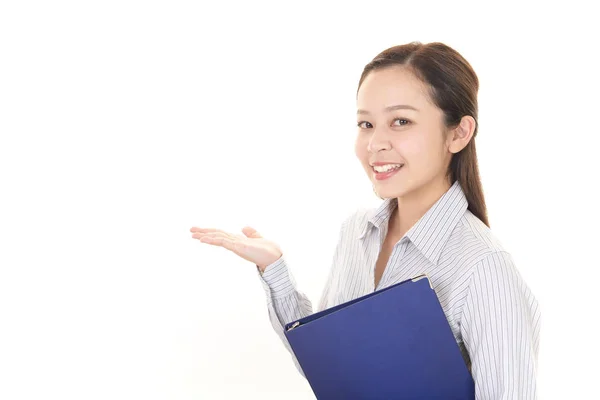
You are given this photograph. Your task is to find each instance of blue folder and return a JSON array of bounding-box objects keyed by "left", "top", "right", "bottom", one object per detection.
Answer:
[{"left": 283, "top": 274, "right": 475, "bottom": 399}]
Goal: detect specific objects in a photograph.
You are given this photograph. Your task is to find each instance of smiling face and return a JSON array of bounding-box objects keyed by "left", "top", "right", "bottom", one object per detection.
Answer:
[{"left": 355, "top": 66, "right": 454, "bottom": 200}]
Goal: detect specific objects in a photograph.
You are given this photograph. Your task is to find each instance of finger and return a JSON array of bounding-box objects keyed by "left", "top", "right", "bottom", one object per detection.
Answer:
[
  {"left": 203, "top": 236, "right": 243, "bottom": 252},
  {"left": 194, "top": 231, "right": 236, "bottom": 240},
  {"left": 190, "top": 228, "right": 244, "bottom": 240},
  {"left": 193, "top": 232, "right": 241, "bottom": 246},
  {"left": 190, "top": 227, "right": 224, "bottom": 233},
  {"left": 220, "top": 237, "right": 239, "bottom": 251},
  {"left": 198, "top": 236, "right": 224, "bottom": 246},
  {"left": 194, "top": 230, "right": 248, "bottom": 243},
  {"left": 242, "top": 226, "right": 262, "bottom": 238}
]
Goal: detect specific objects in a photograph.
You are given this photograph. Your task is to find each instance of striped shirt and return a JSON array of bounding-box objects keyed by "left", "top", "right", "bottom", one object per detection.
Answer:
[{"left": 257, "top": 180, "right": 541, "bottom": 399}]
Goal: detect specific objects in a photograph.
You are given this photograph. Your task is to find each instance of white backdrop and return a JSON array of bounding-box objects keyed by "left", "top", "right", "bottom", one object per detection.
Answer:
[{"left": 1, "top": 1, "right": 599, "bottom": 399}]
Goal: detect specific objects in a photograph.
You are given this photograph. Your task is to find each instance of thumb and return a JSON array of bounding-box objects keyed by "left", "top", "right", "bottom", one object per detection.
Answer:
[{"left": 242, "top": 226, "right": 262, "bottom": 238}]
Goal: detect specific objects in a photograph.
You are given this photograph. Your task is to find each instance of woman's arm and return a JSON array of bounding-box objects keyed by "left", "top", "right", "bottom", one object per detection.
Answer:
[
  {"left": 460, "top": 251, "right": 541, "bottom": 399},
  {"left": 256, "top": 218, "right": 349, "bottom": 378}
]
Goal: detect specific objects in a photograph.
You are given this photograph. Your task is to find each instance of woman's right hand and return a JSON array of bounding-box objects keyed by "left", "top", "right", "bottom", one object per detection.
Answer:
[{"left": 190, "top": 226, "right": 283, "bottom": 273}]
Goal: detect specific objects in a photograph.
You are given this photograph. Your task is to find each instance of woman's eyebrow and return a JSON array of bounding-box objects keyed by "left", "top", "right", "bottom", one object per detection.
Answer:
[{"left": 357, "top": 104, "right": 419, "bottom": 115}]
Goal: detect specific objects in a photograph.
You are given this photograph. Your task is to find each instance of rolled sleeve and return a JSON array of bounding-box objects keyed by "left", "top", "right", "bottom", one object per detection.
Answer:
[
  {"left": 256, "top": 255, "right": 297, "bottom": 299},
  {"left": 255, "top": 255, "right": 311, "bottom": 378}
]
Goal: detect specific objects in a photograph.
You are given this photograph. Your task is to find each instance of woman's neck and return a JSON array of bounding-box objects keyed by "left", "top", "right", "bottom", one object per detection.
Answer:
[{"left": 390, "top": 177, "right": 452, "bottom": 239}]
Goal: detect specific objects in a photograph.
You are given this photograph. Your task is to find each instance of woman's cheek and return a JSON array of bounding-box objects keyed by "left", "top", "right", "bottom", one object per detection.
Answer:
[
  {"left": 354, "top": 137, "right": 368, "bottom": 160},
  {"left": 398, "top": 135, "right": 429, "bottom": 171}
]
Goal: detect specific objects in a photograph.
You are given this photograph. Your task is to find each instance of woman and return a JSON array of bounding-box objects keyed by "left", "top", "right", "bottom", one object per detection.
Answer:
[{"left": 190, "top": 41, "right": 541, "bottom": 399}]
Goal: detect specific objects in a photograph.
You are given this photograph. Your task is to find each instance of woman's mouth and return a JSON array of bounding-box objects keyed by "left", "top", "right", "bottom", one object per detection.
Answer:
[{"left": 373, "top": 164, "right": 404, "bottom": 181}]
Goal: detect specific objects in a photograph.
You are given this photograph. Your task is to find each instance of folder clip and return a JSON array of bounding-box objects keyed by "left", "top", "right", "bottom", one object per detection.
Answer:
[
  {"left": 411, "top": 273, "right": 433, "bottom": 289},
  {"left": 287, "top": 321, "right": 301, "bottom": 331}
]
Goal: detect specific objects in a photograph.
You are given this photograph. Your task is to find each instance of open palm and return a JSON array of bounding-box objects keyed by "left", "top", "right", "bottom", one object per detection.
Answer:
[{"left": 190, "top": 226, "right": 283, "bottom": 271}]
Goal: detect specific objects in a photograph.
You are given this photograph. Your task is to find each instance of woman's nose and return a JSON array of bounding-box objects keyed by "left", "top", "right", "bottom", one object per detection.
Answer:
[{"left": 368, "top": 128, "right": 392, "bottom": 153}]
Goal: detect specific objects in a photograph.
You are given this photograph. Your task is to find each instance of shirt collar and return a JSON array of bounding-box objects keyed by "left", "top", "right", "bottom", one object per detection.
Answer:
[{"left": 357, "top": 180, "right": 468, "bottom": 265}]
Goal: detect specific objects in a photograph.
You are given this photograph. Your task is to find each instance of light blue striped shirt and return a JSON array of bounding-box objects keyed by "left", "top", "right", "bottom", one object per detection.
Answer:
[{"left": 257, "top": 180, "right": 541, "bottom": 399}]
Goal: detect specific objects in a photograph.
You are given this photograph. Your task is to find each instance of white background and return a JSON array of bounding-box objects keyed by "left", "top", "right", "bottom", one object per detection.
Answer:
[{"left": 1, "top": 1, "right": 598, "bottom": 399}]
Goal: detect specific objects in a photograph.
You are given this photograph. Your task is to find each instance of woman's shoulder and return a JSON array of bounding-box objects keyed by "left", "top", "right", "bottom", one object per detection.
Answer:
[
  {"left": 452, "top": 211, "right": 533, "bottom": 292},
  {"left": 438, "top": 210, "right": 521, "bottom": 284},
  {"left": 330, "top": 207, "right": 366, "bottom": 242},
  {"left": 338, "top": 205, "right": 376, "bottom": 236},
  {"left": 455, "top": 209, "right": 510, "bottom": 255}
]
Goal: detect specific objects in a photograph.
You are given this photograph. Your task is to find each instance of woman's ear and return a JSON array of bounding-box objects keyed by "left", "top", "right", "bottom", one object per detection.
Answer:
[{"left": 447, "top": 115, "right": 476, "bottom": 153}]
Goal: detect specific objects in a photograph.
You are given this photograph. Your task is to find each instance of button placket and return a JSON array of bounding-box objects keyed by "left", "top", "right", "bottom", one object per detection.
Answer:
[{"left": 377, "top": 237, "right": 408, "bottom": 290}]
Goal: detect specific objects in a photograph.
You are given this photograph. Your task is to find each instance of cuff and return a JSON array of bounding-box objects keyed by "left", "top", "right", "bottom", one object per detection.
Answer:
[{"left": 256, "top": 255, "right": 296, "bottom": 299}]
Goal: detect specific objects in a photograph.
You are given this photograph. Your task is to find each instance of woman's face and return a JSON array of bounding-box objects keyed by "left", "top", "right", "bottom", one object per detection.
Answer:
[{"left": 354, "top": 66, "right": 453, "bottom": 200}]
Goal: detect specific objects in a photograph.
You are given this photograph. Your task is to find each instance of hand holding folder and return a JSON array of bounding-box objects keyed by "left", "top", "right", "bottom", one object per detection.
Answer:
[{"left": 283, "top": 274, "right": 475, "bottom": 400}]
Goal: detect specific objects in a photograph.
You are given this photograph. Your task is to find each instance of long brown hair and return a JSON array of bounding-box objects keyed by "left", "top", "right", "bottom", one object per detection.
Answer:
[{"left": 357, "top": 41, "right": 489, "bottom": 227}]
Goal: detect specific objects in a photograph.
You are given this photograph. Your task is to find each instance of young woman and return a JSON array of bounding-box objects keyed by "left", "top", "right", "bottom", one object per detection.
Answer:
[{"left": 191, "top": 41, "right": 541, "bottom": 399}]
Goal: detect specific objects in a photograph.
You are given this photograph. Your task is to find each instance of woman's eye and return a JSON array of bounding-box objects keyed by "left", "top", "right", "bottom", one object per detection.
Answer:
[
  {"left": 393, "top": 118, "right": 410, "bottom": 126},
  {"left": 357, "top": 119, "right": 410, "bottom": 129}
]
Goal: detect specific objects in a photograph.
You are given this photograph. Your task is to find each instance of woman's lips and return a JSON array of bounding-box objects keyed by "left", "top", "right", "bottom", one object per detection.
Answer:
[{"left": 373, "top": 165, "right": 403, "bottom": 180}]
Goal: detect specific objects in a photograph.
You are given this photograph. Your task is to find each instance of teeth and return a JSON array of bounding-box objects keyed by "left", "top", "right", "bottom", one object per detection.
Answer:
[{"left": 373, "top": 164, "right": 403, "bottom": 172}]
